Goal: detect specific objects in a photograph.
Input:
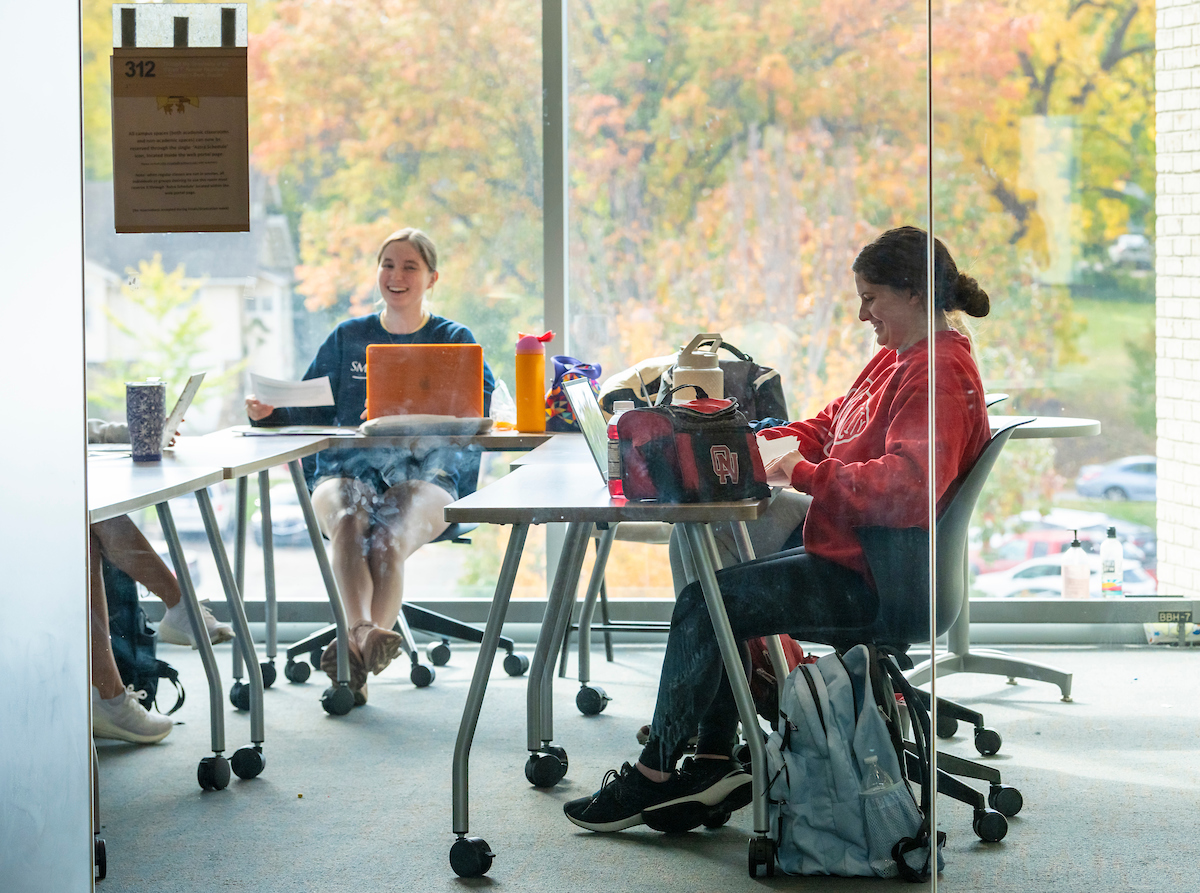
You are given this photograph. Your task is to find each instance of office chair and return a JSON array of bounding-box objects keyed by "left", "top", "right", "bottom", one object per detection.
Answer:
[
  {"left": 556, "top": 520, "right": 674, "bottom": 713},
  {"left": 767, "top": 417, "right": 1033, "bottom": 842},
  {"left": 281, "top": 450, "right": 529, "bottom": 689}
]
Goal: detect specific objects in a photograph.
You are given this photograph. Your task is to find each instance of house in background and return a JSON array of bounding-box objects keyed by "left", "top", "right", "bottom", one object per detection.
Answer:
[{"left": 83, "top": 174, "right": 297, "bottom": 431}]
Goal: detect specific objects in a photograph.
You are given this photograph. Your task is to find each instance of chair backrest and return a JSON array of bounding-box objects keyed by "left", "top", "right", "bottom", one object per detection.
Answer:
[{"left": 856, "top": 416, "right": 1031, "bottom": 645}]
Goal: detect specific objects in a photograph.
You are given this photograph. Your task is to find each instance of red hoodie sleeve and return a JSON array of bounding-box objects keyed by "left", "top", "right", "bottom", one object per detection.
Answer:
[
  {"left": 787, "top": 373, "right": 980, "bottom": 532},
  {"left": 759, "top": 395, "right": 845, "bottom": 462}
]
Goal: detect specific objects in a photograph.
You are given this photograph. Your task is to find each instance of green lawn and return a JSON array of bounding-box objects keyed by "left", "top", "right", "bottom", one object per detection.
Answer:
[
  {"left": 1054, "top": 497, "right": 1156, "bottom": 531},
  {"left": 1053, "top": 296, "right": 1155, "bottom": 391}
]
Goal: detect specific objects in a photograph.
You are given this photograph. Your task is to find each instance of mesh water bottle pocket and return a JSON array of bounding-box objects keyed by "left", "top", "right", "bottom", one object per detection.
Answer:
[{"left": 862, "top": 781, "right": 922, "bottom": 877}]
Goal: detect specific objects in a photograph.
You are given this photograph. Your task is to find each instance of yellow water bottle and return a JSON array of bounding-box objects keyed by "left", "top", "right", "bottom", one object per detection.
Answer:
[{"left": 515, "top": 331, "right": 554, "bottom": 432}]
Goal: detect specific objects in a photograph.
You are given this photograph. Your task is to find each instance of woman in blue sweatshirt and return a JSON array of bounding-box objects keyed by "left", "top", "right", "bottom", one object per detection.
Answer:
[{"left": 246, "top": 228, "right": 494, "bottom": 704}]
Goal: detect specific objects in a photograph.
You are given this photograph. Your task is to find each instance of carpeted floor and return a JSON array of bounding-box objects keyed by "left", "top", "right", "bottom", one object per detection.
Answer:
[{"left": 93, "top": 641, "right": 1200, "bottom": 891}]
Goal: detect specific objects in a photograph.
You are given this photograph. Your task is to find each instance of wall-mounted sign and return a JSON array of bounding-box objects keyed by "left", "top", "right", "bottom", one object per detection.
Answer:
[{"left": 110, "top": 46, "right": 248, "bottom": 233}]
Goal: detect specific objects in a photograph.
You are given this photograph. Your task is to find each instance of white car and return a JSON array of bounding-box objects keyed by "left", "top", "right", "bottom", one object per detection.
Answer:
[{"left": 973, "top": 552, "right": 1157, "bottom": 598}]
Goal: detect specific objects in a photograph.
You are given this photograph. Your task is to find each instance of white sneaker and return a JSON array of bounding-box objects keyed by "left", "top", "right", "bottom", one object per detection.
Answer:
[
  {"left": 157, "top": 601, "right": 234, "bottom": 648},
  {"left": 92, "top": 686, "right": 173, "bottom": 744}
]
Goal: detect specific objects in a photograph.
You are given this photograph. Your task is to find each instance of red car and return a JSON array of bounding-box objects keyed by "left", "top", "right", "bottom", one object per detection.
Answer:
[{"left": 971, "top": 529, "right": 1099, "bottom": 577}]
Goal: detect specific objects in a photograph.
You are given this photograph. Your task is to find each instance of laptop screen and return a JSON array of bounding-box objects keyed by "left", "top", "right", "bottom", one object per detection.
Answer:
[
  {"left": 364, "top": 344, "right": 484, "bottom": 419},
  {"left": 562, "top": 376, "right": 609, "bottom": 483}
]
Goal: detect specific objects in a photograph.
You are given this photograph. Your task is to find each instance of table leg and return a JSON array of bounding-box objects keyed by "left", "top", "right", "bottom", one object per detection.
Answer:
[
  {"left": 527, "top": 520, "right": 592, "bottom": 754},
  {"left": 197, "top": 488, "right": 267, "bottom": 781},
  {"left": 156, "top": 502, "right": 229, "bottom": 788},
  {"left": 679, "top": 523, "right": 770, "bottom": 836},
  {"left": 288, "top": 460, "right": 354, "bottom": 715},
  {"left": 258, "top": 471, "right": 278, "bottom": 669},
  {"left": 452, "top": 522, "right": 529, "bottom": 833},
  {"left": 575, "top": 524, "right": 617, "bottom": 686},
  {"left": 449, "top": 523, "right": 528, "bottom": 876},
  {"left": 231, "top": 477, "right": 248, "bottom": 683},
  {"left": 726, "top": 523, "right": 791, "bottom": 692}
]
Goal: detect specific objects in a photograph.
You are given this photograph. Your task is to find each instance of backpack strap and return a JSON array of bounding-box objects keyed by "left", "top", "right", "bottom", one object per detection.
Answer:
[
  {"left": 878, "top": 657, "right": 944, "bottom": 882},
  {"left": 153, "top": 660, "right": 186, "bottom": 716}
]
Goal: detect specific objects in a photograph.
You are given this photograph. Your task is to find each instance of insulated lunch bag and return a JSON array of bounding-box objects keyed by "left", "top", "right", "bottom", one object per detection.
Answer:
[{"left": 616, "top": 386, "right": 770, "bottom": 503}]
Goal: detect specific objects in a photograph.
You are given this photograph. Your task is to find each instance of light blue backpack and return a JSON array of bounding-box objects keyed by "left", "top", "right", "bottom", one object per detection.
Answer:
[{"left": 765, "top": 644, "right": 943, "bottom": 880}]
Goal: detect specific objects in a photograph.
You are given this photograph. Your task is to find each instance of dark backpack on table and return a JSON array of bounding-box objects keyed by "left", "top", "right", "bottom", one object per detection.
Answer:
[{"left": 102, "top": 560, "right": 185, "bottom": 715}]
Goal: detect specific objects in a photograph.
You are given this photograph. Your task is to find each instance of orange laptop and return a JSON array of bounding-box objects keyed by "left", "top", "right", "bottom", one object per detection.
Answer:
[{"left": 365, "top": 344, "right": 485, "bottom": 419}]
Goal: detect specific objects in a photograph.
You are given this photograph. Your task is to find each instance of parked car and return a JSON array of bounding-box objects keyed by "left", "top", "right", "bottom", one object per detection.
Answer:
[
  {"left": 973, "top": 552, "right": 1156, "bottom": 599},
  {"left": 971, "top": 528, "right": 1098, "bottom": 577},
  {"left": 164, "top": 481, "right": 238, "bottom": 538},
  {"left": 252, "top": 483, "right": 310, "bottom": 547},
  {"left": 1074, "top": 455, "right": 1157, "bottom": 502},
  {"left": 1107, "top": 233, "right": 1153, "bottom": 268}
]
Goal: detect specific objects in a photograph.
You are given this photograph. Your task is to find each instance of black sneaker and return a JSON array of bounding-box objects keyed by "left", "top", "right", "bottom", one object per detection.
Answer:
[
  {"left": 641, "top": 757, "right": 753, "bottom": 833},
  {"left": 564, "top": 763, "right": 682, "bottom": 832}
]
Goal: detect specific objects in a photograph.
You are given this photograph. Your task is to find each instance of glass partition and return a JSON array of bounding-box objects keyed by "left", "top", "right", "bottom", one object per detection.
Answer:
[
  {"left": 568, "top": 0, "right": 934, "bottom": 602},
  {"left": 930, "top": 0, "right": 1157, "bottom": 622},
  {"left": 82, "top": 0, "right": 547, "bottom": 601}
]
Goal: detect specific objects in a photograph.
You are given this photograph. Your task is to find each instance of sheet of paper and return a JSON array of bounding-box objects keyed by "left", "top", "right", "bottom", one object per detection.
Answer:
[
  {"left": 231, "top": 425, "right": 358, "bottom": 437},
  {"left": 756, "top": 430, "right": 800, "bottom": 466},
  {"left": 249, "top": 373, "right": 334, "bottom": 408}
]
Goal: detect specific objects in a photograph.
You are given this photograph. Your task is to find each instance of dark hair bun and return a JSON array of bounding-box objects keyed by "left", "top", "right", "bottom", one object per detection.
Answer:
[{"left": 955, "top": 273, "right": 990, "bottom": 318}]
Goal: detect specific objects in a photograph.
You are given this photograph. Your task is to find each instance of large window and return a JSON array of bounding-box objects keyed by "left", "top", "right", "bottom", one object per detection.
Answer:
[{"left": 83, "top": 0, "right": 547, "bottom": 600}]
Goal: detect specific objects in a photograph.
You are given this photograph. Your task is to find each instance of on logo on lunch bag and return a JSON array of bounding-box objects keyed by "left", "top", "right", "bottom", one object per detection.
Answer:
[{"left": 710, "top": 445, "right": 740, "bottom": 484}]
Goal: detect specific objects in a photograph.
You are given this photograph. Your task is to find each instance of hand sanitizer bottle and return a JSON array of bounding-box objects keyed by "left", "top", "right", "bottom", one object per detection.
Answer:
[{"left": 1061, "top": 530, "right": 1091, "bottom": 599}]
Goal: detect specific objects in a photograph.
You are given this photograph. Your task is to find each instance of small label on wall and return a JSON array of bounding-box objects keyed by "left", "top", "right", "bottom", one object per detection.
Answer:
[{"left": 110, "top": 47, "right": 248, "bottom": 233}]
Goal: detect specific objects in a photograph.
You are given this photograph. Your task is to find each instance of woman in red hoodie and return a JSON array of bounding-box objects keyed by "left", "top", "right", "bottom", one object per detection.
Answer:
[{"left": 565, "top": 225, "right": 992, "bottom": 834}]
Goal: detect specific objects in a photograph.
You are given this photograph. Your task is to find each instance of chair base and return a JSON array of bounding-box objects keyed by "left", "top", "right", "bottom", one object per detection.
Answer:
[
  {"left": 285, "top": 603, "right": 520, "bottom": 679},
  {"left": 907, "top": 648, "right": 1073, "bottom": 701}
]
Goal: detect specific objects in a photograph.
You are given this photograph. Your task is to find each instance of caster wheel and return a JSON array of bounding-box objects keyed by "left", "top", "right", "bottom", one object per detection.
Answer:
[
  {"left": 427, "top": 640, "right": 452, "bottom": 666},
  {"left": 229, "top": 681, "right": 250, "bottom": 711},
  {"left": 543, "top": 744, "right": 568, "bottom": 775},
  {"left": 411, "top": 663, "right": 435, "bottom": 687},
  {"left": 576, "top": 685, "right": 610, "bottom": 716},
  {"left": 748, "top": 836, "right": 776, "bottom": 878},
  {"left": 703, "top": 809, "right": 731, "bottom": 829},
  {"left": 94, "top": 836, "right": 106, "bottom": 881},
  {"left": 449, "top": 836, "right": 493, "bottom": 878},
  {"left": 260, "top": 661, "right": 277, "bottom": 689},
  {"left": 936, "top": 714, "right": 959, "bottom": 738},
  {"left": 973, "top": 808, "right": 1008, "bottom": 842},
  {"left": 231, "top": 746, "right": 266, "bottom": 780},
  {"left": 285, "top": 658, "right": 311, "bottom": 684},
  {"left": 321, "top": 684, "right": 355, "bottom": 716},
  {"left": 197, "top": 755, "right": 231, "bottom": 791},
  {"left": 975, "top": 727, "right": 1003, "bottom": 756},
  {"left": 503, "top": 651, "right": 530, "bottom": 676},
  {"left": 988, "top": 783, "right": 1023, "bottom": 817},
  {"left": 309, "top": 649, "right": 323, "bottom": 670},
  {"left": 525, "top": 750, "right": 568, "bottom": 787}
]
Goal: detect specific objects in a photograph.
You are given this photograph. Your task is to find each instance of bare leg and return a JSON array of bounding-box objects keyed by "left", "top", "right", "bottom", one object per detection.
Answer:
[
  {"left": 311, "top": 477, "right": 380, "bottom": 631},
  {"left": 365, "top": 479, "right": 453, "bottom": 630},
  {"left": 91, "top": 515, "right": 182, "bottom": 608},
  {"left": 89, "top": 530, "right": 125, "bottom": 699}
]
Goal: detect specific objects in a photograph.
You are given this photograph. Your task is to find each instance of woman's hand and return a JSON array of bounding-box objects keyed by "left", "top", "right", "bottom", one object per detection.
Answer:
[
  {"left": 245, "top": 395, "right": 276, "bottom": 422},
  {"left": 764, "top": 449, "right": 803, "bottom": 487}
]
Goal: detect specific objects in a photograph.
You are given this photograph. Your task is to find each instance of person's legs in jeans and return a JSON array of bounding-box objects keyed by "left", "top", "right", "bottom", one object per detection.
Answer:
[
  {"left": 565, "top": 546, "right": 875, "bottom": 831},
  {"left": 641, "top": 548, "right": 876, "bottom": 773}
]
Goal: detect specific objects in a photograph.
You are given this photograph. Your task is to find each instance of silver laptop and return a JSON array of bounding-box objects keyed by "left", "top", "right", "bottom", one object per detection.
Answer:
[
  {"left": 162, "top": 373, "right": 206, "bottom": 448},
  {"left": 562, "top": 376, "right": 610, "bottom": 483}
]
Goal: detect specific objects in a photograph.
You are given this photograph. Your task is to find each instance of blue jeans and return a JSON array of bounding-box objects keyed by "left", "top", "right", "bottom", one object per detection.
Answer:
[{"left": 638, "top": 544, "right": 877, "bottom": 771}]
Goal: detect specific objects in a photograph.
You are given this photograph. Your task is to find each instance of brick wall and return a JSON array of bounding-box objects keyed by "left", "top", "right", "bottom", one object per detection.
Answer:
[{"left": 1156, "top": 0, "right": 1200, "bottom": 596}]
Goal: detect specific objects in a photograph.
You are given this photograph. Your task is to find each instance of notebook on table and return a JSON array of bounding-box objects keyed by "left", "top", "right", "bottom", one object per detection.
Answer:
[
  {"left": 562, "top": 375, "right": 610, "bottom": 483},
  {"left": 365, "top": 344, "right": 484, "bottom": 420}
]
